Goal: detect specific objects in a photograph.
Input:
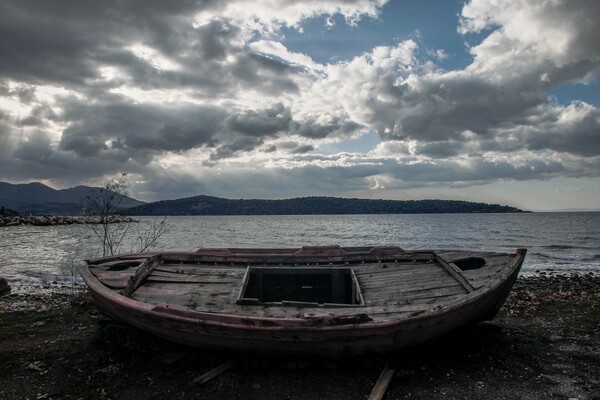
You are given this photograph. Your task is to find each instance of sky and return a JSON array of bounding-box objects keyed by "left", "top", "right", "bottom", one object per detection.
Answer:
[{"left": 0, "top": 0, "right": 599, "bottom": 211}]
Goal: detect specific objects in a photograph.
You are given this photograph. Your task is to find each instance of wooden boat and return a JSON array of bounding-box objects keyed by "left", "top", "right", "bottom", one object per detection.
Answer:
[{"left": 79, "top": 246, "right": 526, "bottom": 356}]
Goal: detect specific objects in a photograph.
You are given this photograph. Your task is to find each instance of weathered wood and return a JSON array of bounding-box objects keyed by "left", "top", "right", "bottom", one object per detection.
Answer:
[
  {"left": 121, "top": 254, "right": 162, "bottom": 297},
  {"left": 193, "top": 360, "right": 234, "bottom": 385},
  {"left": 353, "top": 262, "right": 434, "bottom": 276},
  {"left": 132, "top": 282, "right": 239, "bottom": 309},
  {"left": 86, "top": 253, "right": 155, "bottom": 265},
  {"left": 79, "top": 247, "right": 526, "bottom": 356},
  {"left": 365, "top": 276, "right": 462, "bottom": 290},
  {"left": 377, "top": 285, "right": 467, "bottom": 303},
  {"left": 435, "top": 254, "right": 476, "bottom": 293},
  {"left": 372, "top": 294, "right": 467, "bottom": 318},
  {"left": 356, "top": 267, "right": 449, "bottom": 283},
  {"left": 146, "top": 272, "right": 240, "bottom": 284},
  {"left": 154, "top": 265, "right": 245, "bottom": 277},
  {"left": 359, "top": 272, "right": 456, "bottom": 290},
  {"left": 368, "top": 362, "right": 398, "bottom": 400}
]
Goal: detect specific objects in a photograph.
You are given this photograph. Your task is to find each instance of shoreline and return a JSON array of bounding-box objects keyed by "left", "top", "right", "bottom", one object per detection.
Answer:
[{"left": 1, "top": 274, "right": 598, "bottom": 399}]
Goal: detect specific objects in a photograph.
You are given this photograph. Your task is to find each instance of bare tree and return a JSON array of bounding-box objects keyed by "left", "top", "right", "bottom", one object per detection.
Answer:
[
  {"left": 84, "top": 173, "right": 169, "bottom": 256},
  {"left": 83, "top": 173, "right": 131, "bottom": 256},
  {"left": 132, "top": 216, "right": 169, "bottom": 253}
]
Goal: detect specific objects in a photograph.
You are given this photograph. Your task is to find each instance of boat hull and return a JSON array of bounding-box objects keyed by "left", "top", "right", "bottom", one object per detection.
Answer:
[{"left": 79, "top": 247, "right": 526, "bottom": 356}]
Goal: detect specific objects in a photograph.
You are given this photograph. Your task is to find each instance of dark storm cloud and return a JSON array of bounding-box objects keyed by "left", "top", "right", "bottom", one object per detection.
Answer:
[
  {"left": 0, "top": 122, "right": 12, "bottom": 158},
  {"left": 292, "top": 114, "right": 364, "bottom": 139},
  {"left": 377, "top": 76, "right": 547, "bottom": 141},
  {"left": 194, "top": 19, "right": 241, "bottom": 60},
  {"left": 290, "top": 144, "right": 315, "bottom": 154},
  {"left": 2, "top": 128, "right": 147, "bottom": 185},
  {"left": 57, "top": 96, "right": 229, "bottom": 156},
  {"left": 224, "top": 103, "right": 292, "bottom": 137},
  {"left": 0, "top": 0, "right": 599, "bottom": 200},
  {"left": 523, "top": 106, "right": 600, "bottom": 157},
  {"left": 208, "top": 136, "right": 265, "bottom": 161},
  {"left": 411, "top": 141, "right": 466, "bottom": 158},
  {"left": 276, "top": 141, "right": 315, "bottom": 154},
  {"left": 231, "top": 53, "right": 301, "bottom": 95},
  {"left": 0, "top": 0, "right": 212, "bottom": 86},
  {"left": 19, "top": 104, "right": 59, "bottom": 127},
  {"left": 0, "top": 0, "right": 301, "bottom": 98}
]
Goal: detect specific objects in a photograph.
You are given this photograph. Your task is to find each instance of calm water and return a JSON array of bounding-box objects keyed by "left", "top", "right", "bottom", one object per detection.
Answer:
[{"left": 1, "top": 213, "right": 599, "bottom": 292}]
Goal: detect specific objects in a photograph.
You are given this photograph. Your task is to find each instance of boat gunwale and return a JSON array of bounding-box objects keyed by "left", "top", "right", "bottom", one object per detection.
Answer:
[{"left": 78, "top": 248, "right": 526, "bottom": 334}]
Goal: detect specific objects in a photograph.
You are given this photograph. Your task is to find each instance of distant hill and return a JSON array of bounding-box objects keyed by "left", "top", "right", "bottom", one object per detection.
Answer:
[
  {"left": 125, "top": 195, "right": 524, "bottom": 216},
  {"left": 0, "top": 182, "right": 145, "bottom": 215}
]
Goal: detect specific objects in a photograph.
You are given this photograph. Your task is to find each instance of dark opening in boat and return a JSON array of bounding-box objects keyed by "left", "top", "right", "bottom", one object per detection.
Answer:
[
  {"left": 237, "top": 267, "right": 364, "bottom": 307},
  {"left": 453, "top": 257, "right": 486, "bottom": 271}
]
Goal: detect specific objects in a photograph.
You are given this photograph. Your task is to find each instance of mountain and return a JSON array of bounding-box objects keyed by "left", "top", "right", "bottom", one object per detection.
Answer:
[
  {"left": 0, "top": 182, "right": 145, "bottom": 215},
  {"left": 125, "top": 195, "right": 525, "bottom": 215}
]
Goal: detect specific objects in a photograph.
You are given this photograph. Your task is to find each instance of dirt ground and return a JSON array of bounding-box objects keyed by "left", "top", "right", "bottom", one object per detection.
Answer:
[{"left": 1, "top": 275, "right": 598, "bottom": 400}]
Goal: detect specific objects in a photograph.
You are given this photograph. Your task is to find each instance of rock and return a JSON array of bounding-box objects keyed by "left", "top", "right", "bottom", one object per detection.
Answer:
[
  {"left": 0, "top": 214, "right": 138, "bottom": 227},
  {"left": 0, "top": 277, "right": 11, "bottom": 295}
]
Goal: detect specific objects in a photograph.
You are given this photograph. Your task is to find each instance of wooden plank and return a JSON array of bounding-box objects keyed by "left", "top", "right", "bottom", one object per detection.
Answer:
[
  {"left": 358, "top": 270, "right": 452, "bottom": 287},
  {"left": 151, "top": 269, "right": 242, "bottom": 279},
  {"left": 368, "top": 283, "right": 466, "bottom": 299},
  {"left": 136, "top": 281, "right": 240, "bottom": 295},
  {"left": 395, "top": 292, "right": 466, "bottom": 309},
  {"left": 462, "top": 264, "right": 508, "bottom": 279},
  {"left": 236, "top": 266, "right": 252, "bottom": 304},
  {"left": 132, "top": 282, "right": 239, "bottom": 309},
  {"left": 435, "top": 255, "right": 475, "bottom": 293},
  {"left": 351, "top": 268, "right": 366, "bottom": 306},
  {"left": 355, "top": 264, "right": 446, "bottom": 280},
  {"left": 146, "top": 273, "right": 241, "bottom": 284},
  {"left": 91, "top": 268, "right": 137, "bottom": 280},
  {"left": 193, "top": 360, "right": 234, "bottom": 385},
  {"left": 154, "top": 265, "right": 246, "bottom": 278},
  {"left": 91, "top": 269, "right": 139, "bottom": 289},
  {"left": 356, "top": 267, "right": 448, "bottom": 282},
  {"left": 369, "top": 294, "right": 467, "bottom": 320},
  {"left": 121, "top": 254, "right": 162, "bottom": 297},
  {"left": 87, "top": 253, "right": 156, "bottom": 265},
  {"left": 372, "top": 282, "right": 468, "bottom": 299},
  {"left": 384, "top": 286, "right": 467, "bottom": 303},
  {"left": 93, "top": 277, "right": 130, "bottom": 290},
  {"left": 368, "top": 362, "right": 398, "bottom": 400},
  {"left": 353, "top": 262, "right": 435, "bottom": 276},
  {"left": 361, "top": 270, "right": 456, "bottom": 284},
  {"left": 145, "top": 277, "right": 239, "bottom": 284},
  {"left": 95, "top": 259, "right": 146, "bottom": 270},
  {"left": 151, "top": 269, "right": 245, "bottom": 278}
]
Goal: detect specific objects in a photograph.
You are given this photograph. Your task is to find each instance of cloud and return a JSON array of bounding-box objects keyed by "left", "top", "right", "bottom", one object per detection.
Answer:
[
  {"left": 292, "top": 112, "right": 365, "bottom": 139},
  {"left": 303, "top": 0, "right": 600, "bottom": 159},
  {"left": 196, "top": 1, "right": 386, "bottom": 34},
  {"left": 225, "top": 103, "right": 292, "bottom": 137},
  {"left": 0, "top": 0, "right": 599, "bottom": 203},
  {"left": 459, "top": 0, "right": 600, "bottom": 85}
]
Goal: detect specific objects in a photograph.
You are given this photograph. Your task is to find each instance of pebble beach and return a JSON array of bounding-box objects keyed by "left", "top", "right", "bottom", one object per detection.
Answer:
[{"left": 1, "top": 273, "right": 599, "bottom": 399}]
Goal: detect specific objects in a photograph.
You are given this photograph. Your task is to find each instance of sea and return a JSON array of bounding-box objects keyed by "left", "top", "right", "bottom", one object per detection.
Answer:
[{"left": 1, "top": 212, "right": 599, "bottom": 293}]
